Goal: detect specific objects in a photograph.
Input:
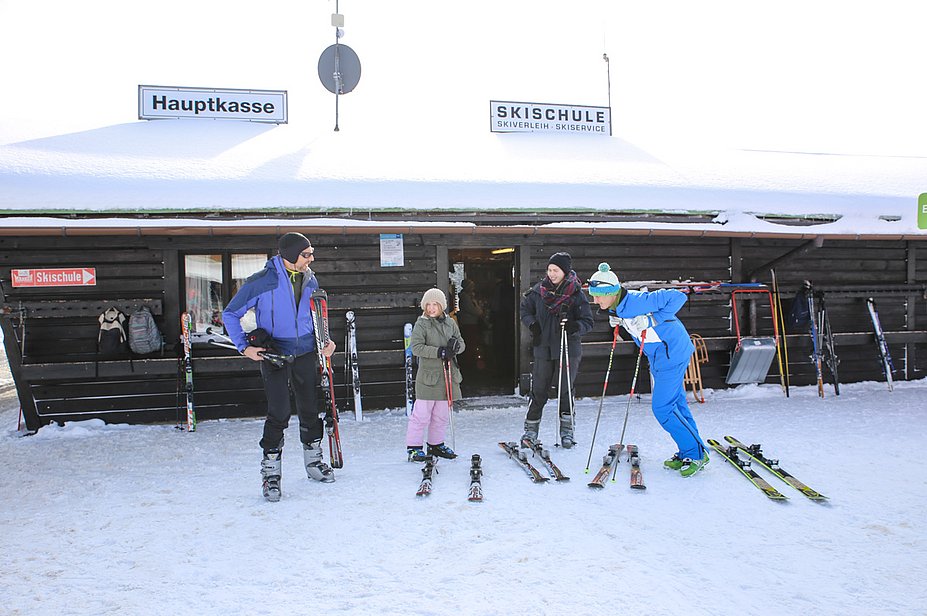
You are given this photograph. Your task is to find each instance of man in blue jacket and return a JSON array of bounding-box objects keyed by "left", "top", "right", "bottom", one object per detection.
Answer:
[
  {"left": 587, "top": 263, "right": 708, "bottom": 477},
  {"left": 223, "top": 232, "right": 337, "bottom": 502}
]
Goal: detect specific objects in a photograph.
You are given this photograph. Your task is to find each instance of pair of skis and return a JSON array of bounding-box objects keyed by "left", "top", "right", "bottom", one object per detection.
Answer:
[
  {"left": 497, "top": 440, "right": 570, "bottom": 483},
  {"left": 415, "top": 453, "right": 484, "bottom": 501},
  {"left": 344, "top": 311, "right": 363, "bottom": 421},
  {"left": 309, "top": 290, "right": 344, "bottom": 469},
  {"left": 708, "top": 436, "right": 827, "bottom": 501},
  {"left": 866, "top": 298, "right": 895, "bottom": 391},
  {"left": 587, "top": 444, "right": 646, "bottom": 490},
  {"left": 180, "top": 312, "right": 196, "bottom": 432}
]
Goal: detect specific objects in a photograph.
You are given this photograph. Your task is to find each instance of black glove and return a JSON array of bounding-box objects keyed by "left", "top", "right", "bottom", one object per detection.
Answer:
[
  {"left": 564, "top": 320, "right": 579, "bottom": 334},
  {"left": 447, "top": 336, "right": 461, "bottom": 355},
  {"left": 528, "top": 322, "right": 542, "bottom": 347},
  {"left": 437, "top": 346, "right": 449, "bottom": 360}
]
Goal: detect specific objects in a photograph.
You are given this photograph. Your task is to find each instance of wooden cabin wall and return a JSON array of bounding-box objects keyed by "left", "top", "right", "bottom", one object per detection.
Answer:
[{"left": 1, "top": 231, "right": 924, "bottom": 431}]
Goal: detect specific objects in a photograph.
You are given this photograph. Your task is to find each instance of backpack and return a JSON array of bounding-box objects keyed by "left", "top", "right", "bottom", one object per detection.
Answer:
[
  {"left": 127, "top": 306, "right": 163, "bottom": 354},
  {"left": 786, "top": 283, "right": 812, "bottom": 332},
  {"left": 98, "top": 307, "right": 128, "bottom": 356}
]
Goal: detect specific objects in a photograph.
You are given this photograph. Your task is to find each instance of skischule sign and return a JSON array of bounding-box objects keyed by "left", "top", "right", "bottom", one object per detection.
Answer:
[
  {"left": 139, "top": 85, "right": 287, "bottom": 123},
  {"left": 490, "top": 100, "right": 610, "bottom": 136}
]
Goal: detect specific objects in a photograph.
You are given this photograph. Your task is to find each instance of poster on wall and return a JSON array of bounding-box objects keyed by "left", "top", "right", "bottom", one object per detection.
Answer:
[{"left": 379, "top": 234, "right": 404, "bottom": 267}]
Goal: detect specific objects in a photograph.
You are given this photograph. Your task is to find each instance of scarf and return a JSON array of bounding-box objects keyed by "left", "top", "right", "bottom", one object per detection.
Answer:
[{"left": 539, "top": 270, "right": 580, "bottom": 314}]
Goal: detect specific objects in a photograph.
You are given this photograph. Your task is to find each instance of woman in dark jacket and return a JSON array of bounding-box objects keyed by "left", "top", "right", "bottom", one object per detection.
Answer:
[{"left": 519, "top": 252, "right": 594, "bottom": 448}]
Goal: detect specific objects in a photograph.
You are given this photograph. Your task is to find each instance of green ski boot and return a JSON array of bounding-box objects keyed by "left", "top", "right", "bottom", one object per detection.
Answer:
[{"left": 680, "top": 452, "right": 709, "bottom": 477}]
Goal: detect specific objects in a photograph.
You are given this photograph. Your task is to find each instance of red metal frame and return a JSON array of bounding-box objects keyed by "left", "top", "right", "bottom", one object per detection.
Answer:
[{"left": 730, "top": 289, "right": 779, "bottom": 351}]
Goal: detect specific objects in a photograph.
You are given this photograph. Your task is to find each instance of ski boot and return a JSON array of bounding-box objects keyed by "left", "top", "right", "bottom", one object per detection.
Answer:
[
  {"left": 520, "top": 419, "right": 540, "bottom": 448},
  {"left": 261, "top": 449, "right": 282, "bottom": 502},
  {"left": 303, "top": 440, "right": 335, "bottom": 483},
  {"left": 680, "top": 452, "right": 710, "bottom": 478},
  {"left": 663, "top": 453, "right": 685, "bottom": 471},
  {"left": 428, "top": 442, "right": 458, "bottom": 459},
  {"left": 559, "top": 415, "right": 575, "bottom": 449},
  {"left": 407, "top": 446, "right": 428, "bottom": 462}
]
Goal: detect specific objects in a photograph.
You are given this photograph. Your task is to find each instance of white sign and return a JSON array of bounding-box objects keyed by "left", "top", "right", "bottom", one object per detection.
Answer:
[
  {"left": 139, "top": 85, "right": 287, "bottom": 123},
  {"left": 380, "top": 234, "right": 405, "bottom": 267},
  {"left": 490, "top": 100, "right": 610, "bottom": 136}
]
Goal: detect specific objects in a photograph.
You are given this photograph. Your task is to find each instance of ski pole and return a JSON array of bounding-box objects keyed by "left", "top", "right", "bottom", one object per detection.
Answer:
[
  {"left": 585, "top": 325, "right": 620, "bottom": 473},
  {"left": 443, "top": 358, "right": 456, "bottom": 450},
  {"left": 562, "top": 319, "right": 576, "bottom": 441},
  {"left": 612, "top": 329, "right": 647, "bottom": 482},
  {"left": 555, "top": 319, "right": 567, "bottom": 444}
]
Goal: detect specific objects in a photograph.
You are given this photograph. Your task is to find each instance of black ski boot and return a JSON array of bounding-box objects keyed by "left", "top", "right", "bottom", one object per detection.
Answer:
[
  {"left": 303, "top": 440, "right": 335, "bottom": 483},
  {"left": 428, "top": 442, "right": 457, "bottom": 459},
  {"left": 261, "top": 449, "right": 282, "bottom": 502}
]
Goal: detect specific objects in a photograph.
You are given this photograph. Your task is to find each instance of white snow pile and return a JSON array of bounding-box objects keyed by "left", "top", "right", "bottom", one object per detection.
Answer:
[{"left": 1, "top": 379, "right": 925, "bottom": 615}]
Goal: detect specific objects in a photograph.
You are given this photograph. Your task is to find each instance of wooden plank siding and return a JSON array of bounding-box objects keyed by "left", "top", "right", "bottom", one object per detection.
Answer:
[{"left": 1, "top": 230, "right": 925, "bottom": 431}]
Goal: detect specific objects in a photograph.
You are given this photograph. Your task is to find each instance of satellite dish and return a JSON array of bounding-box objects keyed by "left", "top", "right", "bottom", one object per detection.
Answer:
[{"left": 318, "top": 44, "right": 361, "bottom": 95}]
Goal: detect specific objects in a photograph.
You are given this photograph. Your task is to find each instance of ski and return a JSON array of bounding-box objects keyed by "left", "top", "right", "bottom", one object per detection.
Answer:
[
  {"left": 498, "top": 442, "right": 549, "bottom": 483},
  {"left": 345, "top": 310, "right": 363, "bottom": 421},
  {"left": 522, "top": 439, "right": 570, "bottom": 481},
  {"left": 866, "top": 298, "right": 895, "bottom": 391},
  {"left": 724, "top": 436, "right": 827, "bottom": 501},
  {"left": 806, "top": 283, "right": 825, "bottom": 398},
  {"left": 416, "top": 455, "right": 438, "bottom": 497},
  {"left": 815, "top": 291, "right": 840, "bottom": 396},
  {"left": 627, "top": 444, "right": 645, "bottom": 490},
  {"left": 309, "top": 290, "right": 344, "bottom": 469},
  {"left": 468, "top": 454, "right": 483, "bottom": 502},
  {"left": 180, "top": 311, "right": 196, "bottom": 432},
  {"left": 587, "top": 444, "right": 623, "bottom": 489},
  {"left": 403, "top": 323, "right": 414, "bottom": 416},
  {"left": 706, "top": 439, "right": 787, "bottom": 501},
  {"left": 770, "top": 269, "right": 790, "bottom": 397}
]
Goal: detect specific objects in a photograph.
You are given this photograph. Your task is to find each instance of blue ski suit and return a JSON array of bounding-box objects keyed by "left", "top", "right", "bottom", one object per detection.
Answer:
[{"left": 609, "top": 288, "right": 706, "bottom": 460}]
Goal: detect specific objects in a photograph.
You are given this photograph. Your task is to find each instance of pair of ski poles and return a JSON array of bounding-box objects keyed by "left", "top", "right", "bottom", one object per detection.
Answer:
[{"left": 584, "top": 326, "right": 647, "bottom": 474}]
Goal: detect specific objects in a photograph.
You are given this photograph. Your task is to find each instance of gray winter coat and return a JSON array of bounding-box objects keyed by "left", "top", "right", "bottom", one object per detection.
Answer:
[{"left": 410, "top": 314, "right": 466, "bottom": 401}]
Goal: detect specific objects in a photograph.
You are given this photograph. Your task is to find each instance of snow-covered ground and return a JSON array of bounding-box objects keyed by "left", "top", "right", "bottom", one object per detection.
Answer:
[{"left": 1, "top": 376, "right": 925, "bottom": 615}]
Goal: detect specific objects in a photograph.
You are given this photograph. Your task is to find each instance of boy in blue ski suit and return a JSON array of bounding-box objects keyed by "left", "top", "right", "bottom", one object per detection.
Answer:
[
  {"left": 587, "top": 263, "right": 708, "bottom": 476},
  {"left": 223, "top": 232, "right": 337, "bottom": 501}
]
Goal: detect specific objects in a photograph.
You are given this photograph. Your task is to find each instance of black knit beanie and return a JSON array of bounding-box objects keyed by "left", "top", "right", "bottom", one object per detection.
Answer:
[
  {"left": 548, "top": 252, "right": 572, "bottom": 275},
  {"left": 278, "top": 232, "right": 312, "bottom": 264}
]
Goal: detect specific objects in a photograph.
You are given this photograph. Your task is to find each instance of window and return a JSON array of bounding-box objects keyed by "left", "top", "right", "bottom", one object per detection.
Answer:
[{"left": 184, "top": 253, "right": 268, "bottom": 334}]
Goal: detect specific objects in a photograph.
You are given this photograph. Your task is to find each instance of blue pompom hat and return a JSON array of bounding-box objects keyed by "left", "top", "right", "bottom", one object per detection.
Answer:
[{"left": 587, "top": 262, "right": 622, "bottom": 296}]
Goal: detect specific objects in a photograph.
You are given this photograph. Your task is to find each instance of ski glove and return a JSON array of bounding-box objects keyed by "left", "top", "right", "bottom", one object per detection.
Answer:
[
  {"left": 622, "top": 314, "right": 655, "bottom": 339},
  {"left": 563, "top": 320, "right": 580, "bottom": 334},
  {"left": 437, "top": 346, "right": 449, "bottom": 360},
  {"left": 446, "top": 336, "right": 461, "bottom": 355},
  {"left": 528, "top": 322, "right": 542, "bottom": 346},
  {"left": 608, "top": 314, "right": 622, "bottom": 328}
]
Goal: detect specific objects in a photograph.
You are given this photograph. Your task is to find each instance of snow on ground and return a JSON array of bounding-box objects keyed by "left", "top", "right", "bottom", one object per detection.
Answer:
[{"left": 1, "top": 380, "right": 926, "bottom": 615}]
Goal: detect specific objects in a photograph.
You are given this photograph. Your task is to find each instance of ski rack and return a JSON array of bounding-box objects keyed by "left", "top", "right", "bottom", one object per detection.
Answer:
[
  {"left": 620, "top": 281, "right": 768, "bottom": 296},
  {"left": 802, "top": 283, "right": 927, "bottom": 299}
]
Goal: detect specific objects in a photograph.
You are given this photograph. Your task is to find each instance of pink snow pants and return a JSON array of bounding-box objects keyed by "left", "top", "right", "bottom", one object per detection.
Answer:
[{"left": 405, "top": 399, "right": 450, "bottom": 447}]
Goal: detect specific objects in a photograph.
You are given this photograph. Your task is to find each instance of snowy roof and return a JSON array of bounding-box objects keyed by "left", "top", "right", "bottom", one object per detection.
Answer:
[{"left": 1, "top": 1, "right": 925, "bottom": 237}]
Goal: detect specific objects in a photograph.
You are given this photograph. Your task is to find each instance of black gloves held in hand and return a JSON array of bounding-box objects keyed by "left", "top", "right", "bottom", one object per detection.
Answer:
[
  {"left": 564, "top": 320, "right": 580, "bottom": 334},
  {"left": 437, "top": 346, "right": 449, "bottom": 360},
  {"left": 447, "top": 336, "right": 461, "bottom": 355},
  {"left": 529, "top": 322, "right": 542, "bottom": 346}
]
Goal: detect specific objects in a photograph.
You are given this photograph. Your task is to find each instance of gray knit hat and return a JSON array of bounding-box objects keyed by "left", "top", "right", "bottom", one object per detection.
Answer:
[{"left": 420, "top": 288, "right": 448, "bottom": 312}]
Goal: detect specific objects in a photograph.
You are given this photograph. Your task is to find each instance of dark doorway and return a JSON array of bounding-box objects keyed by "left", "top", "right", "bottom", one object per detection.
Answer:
[{"left": 448, "top": 248, "right": 518, "bottom": 397}]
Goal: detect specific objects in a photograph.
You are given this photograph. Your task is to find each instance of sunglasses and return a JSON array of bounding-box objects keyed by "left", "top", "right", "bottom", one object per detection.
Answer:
[{"left": 300, "top": 250, "right": 315, "bottom": 259}]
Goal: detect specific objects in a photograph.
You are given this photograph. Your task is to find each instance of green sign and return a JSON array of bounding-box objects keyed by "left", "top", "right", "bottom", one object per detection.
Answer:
[{"left": 920, "top": 193, "right": 927, "bottom": 229}]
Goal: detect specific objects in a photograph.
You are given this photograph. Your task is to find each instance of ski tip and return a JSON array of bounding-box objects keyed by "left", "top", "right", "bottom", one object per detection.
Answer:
[
  {"left": 631, "top": 484, "right": 647, "bottom": 490},
  {"left": 587, "top": 483, "right": 605, "bottom": 489}
]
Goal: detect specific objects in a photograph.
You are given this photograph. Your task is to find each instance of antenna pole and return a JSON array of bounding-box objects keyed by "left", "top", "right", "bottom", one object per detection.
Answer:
[{"left": 603, "top": 53, "right": 612, "bottom": 136}]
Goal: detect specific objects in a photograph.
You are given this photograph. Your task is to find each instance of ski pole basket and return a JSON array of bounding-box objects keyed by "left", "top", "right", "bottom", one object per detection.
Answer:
[{"left": 725, "top": 288, "right": 780, "bottom": 385}]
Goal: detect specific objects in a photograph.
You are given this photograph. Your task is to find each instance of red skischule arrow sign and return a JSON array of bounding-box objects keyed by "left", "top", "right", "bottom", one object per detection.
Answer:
[{"left": 11, "top": 268, "right": 96, "bottom": 288}]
